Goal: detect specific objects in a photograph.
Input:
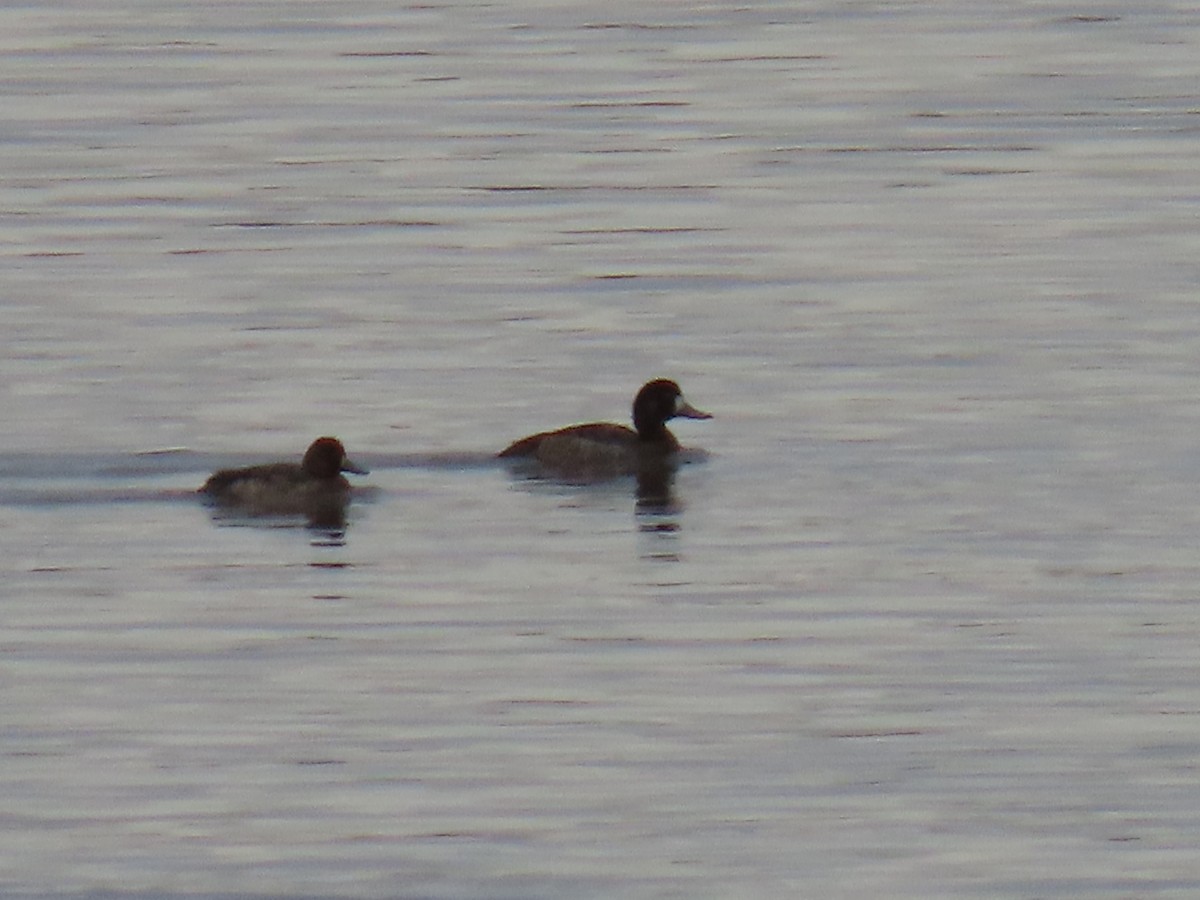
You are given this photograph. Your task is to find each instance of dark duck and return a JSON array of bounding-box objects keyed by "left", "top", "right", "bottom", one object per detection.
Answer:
[
  {"left": 499, "top": 379, "right": 711, "bottom": 478},
  {"left": 200, "top": 436, "right": 368, "bottom": 521}
]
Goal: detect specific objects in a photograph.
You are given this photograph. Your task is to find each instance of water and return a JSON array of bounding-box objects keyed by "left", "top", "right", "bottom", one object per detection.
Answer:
[{"left": 3, "top": 1, "right": 1200, "bottom": 896}]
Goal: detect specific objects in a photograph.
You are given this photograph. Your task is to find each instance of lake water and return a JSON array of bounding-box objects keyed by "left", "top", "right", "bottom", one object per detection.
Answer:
[{"left": 3, "top": 1, "right": 1200, "bottom": 897}]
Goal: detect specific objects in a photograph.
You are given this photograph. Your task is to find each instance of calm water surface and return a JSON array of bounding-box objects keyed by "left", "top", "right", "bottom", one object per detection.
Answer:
[{"left": 3, "top": 1, "right": 1200, "bottom": 897}]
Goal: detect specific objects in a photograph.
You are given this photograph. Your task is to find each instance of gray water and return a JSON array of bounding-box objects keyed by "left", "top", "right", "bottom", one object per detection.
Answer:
[{"left": 3, "top": 2, "right": 1200, "bottom": 897}]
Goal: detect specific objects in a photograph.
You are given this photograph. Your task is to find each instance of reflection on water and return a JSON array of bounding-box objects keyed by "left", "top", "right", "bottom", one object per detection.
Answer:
[
  {"left": 199, "top": 486, "right": 386, "bottom": 544},
  {"left": 202, "top": 493, "right": 352, "bottom": 533},
  {"left": 204, "top": 507, "right": 351, "bottom": 546},
  {"left": 633, "top": 462, "right": 675, "bottom": 509},
  {"left": 634, "top": 464, "right": 687, "bottom": 562},
  {"left": 636, "top": 511, "right": 683, "bottom": 564},
  {"left": 307, "top": 550, "right": 351, "bottom": 561},
  {"left": 503, "top": 457, "right": 692, "bottom": 505},
  {"left": 503, "top": 456, "right": 693, "bottom": 563}
]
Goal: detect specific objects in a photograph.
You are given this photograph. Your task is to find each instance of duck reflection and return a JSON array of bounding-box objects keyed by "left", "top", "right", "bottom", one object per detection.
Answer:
[
  {"left": 203, "top": 501, "right": 351, "bottom": 541},
  {"left": 634, "top": 465, "right": 685, "bottom": 562},
  {"left": 503, "top": 456, "right": 690, "bottom": 562},
  {"left": 633, "top": 462, "right": 678, "bottom": 512}
]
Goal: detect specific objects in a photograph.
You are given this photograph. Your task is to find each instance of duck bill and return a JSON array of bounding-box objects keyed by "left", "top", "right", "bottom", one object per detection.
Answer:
[
  {"left": 676, "top": 398, "right": 713, "bottom": 420},
  {"left": 342, "top": 459, "right": 370, "bottom": 476}
]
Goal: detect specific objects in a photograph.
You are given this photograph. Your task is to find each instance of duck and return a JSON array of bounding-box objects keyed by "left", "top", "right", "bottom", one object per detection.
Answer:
[
  {"left": 499, "top": 379, "right": 711, "bottom": 477},
  {"left": 200, "top": 436, "right": 368, "bottom": 519}
]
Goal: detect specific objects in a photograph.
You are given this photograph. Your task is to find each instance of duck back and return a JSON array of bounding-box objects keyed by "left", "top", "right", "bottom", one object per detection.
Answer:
[
  {"left": 501, "top": 423, "right": 684, "bottom": 477},
  {"left": 201, "top": 462, "right": 350, "bottom": 514}
]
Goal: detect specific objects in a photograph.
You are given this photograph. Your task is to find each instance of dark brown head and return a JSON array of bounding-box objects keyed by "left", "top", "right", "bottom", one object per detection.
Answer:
[
  {"left": 302, "top": 437, "right": 368, "bottom": 480},
  {"left": 631, "top": 379, "right": 712, "bottom": 440}
]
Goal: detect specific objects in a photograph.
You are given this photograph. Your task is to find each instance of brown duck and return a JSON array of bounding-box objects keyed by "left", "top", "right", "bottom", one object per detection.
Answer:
[
  {"left": 499, "top": 379, "right": 711, "bottom": 477},
  {"left": 200, "top": 436, "right": 368, "bottom": 518}
]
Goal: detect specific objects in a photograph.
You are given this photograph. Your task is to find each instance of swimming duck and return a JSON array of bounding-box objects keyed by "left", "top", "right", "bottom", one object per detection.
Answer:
[
  {"left": 200, "top": 436, "right": 368, "bottom": 519},
  {"left": 499, "top": 379, "right": 711, "bottom": 476}
]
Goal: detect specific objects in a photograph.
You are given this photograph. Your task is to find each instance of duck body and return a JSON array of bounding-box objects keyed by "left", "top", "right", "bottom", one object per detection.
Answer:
[
  {"left": 499, "top": 379, "right": 710, "bottom": 478},
  {"left": 200, "top": 436, "right": 367, "bottom": 518}
]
